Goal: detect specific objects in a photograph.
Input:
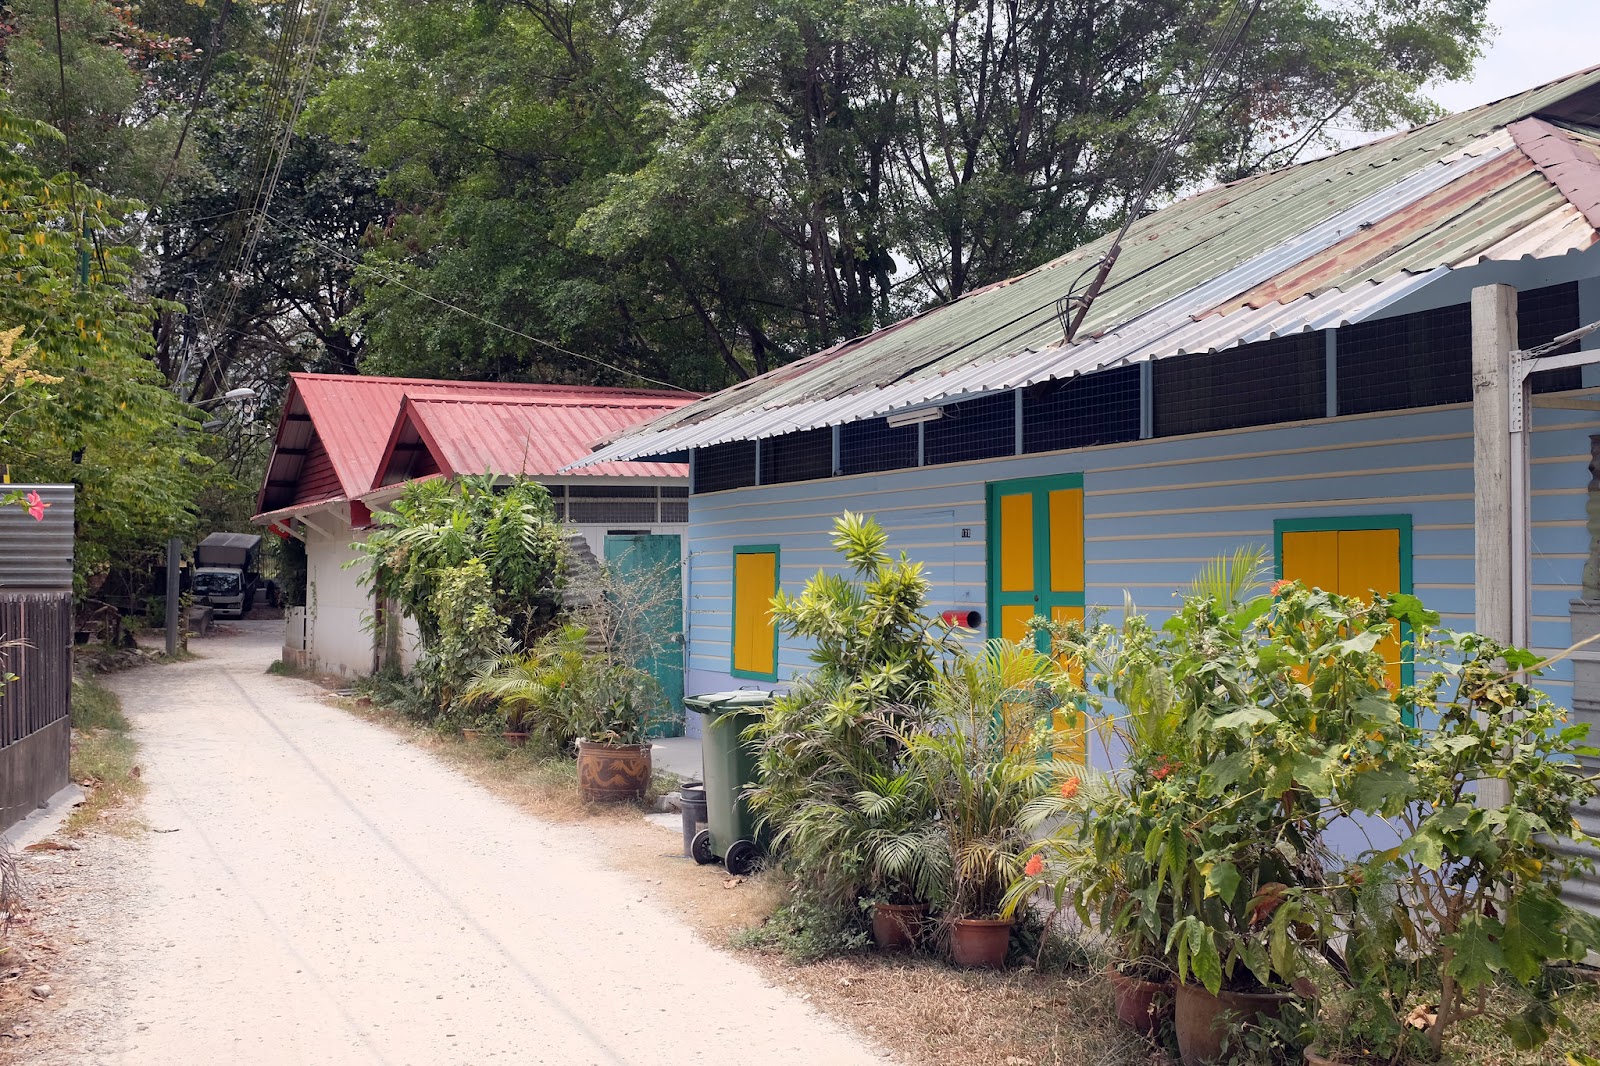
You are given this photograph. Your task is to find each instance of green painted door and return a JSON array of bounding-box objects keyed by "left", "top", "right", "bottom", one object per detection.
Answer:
[
  {"left": 604, "top": 533, "right": 685, "bottom": 738},
  {"left": 986, "top": 473, "right": 1087, "bottom": 763}
]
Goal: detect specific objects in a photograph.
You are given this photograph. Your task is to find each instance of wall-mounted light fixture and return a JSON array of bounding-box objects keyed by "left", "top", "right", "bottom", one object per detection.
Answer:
[{"left": 885, "top": 406, "right": 945, "bottom": 429}]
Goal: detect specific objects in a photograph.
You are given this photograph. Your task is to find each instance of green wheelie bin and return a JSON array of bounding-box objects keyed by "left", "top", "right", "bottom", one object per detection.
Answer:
[{"left": 684, "top": 690, "right": 772, "bottom": 875}]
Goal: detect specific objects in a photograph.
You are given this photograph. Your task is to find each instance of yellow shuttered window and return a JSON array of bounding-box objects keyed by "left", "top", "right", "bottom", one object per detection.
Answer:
[{"left": 731, "top": 546, "right": 780, "bottom": 679}]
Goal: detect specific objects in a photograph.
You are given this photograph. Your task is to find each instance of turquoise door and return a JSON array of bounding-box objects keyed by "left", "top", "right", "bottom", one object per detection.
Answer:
[{"left": 603, "top": 533, "right": 685, "bottom": 738}]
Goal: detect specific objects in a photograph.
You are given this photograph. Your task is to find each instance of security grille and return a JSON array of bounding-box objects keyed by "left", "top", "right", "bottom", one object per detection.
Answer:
[
  {"left": 1023, "top": 365, "right": 1142, "bottom": 454},
  {"left": 924, "top": 393, "right": 1016, "bottom": 466},
  {"left": 1155, "top": 332, "right": 1324, "bottom": 436},
  {"left": 692, "top": 440, "right": 758, "bottom": 494},
  {"left": 839, "top": 418, "right": 919, "bottom": 475}
]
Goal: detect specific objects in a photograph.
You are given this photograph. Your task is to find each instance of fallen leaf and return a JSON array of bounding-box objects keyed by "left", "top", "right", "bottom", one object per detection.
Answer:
[
  {"left": 130, "top": 766, "right": 141, "bottom": 778},
  {"left": 22, "top": 840, "right": 77, "bottom": 852},
  {"left": 722, "top": 877, "right": 743, "bottom": 889}
]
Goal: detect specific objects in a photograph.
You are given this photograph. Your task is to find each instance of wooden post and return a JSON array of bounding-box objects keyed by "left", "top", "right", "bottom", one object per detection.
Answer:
[
  {"left": 164, "top": 537, "right": 182, "bottom": 657},
  {"left": 1471, "top": 283, "right": 1517, "bottom": 809}
]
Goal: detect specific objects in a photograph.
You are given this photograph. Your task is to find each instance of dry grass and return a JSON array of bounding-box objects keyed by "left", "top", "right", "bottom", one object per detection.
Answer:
[{"left": 63, "top": 676, "right": 144, "bottom": 835}]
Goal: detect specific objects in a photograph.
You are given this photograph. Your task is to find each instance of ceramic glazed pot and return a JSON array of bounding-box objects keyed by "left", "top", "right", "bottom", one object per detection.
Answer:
[
  {"left": 1174, "top": 983, "right": 1297, "bottom": 1066},
  {"left": 949, "top": 918, "right": 1011, "bottom": 969},
  {"left": 871, "top": 902, "right": 928, "bottom": 951},
  {"left": 576, "top": 739, "right": 652, "bottom": 803},
  {"left": 1105, "top": 967, "right": 1172, "bottom": 1037},
  {"left": 502, "top": 731, "right": 530, "bottom": 747}
]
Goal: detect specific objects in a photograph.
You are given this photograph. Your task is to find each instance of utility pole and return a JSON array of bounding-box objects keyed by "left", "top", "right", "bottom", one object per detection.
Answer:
[
  {"left": 165, "top": 537, "right": 182, "bottom": 656},
  {"left": 1471, "top": 283, "right": 1518, "bottom": 809}
]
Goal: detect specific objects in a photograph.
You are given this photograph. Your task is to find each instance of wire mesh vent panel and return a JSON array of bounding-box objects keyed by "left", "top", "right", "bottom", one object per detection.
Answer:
[
  {"left": 840, "top": 418, "right": 919, "bottom": 475},
  {"left": 1520, "top": 282, "right": 1582, "bottom": 394},
  {"left": 568, "top": 484, "right": 657, "bottom": 498},
  {"left": 924, "top": 393, "right": 1017, "bottom": 466},
  {"left": 1023, "top": 366, "right": 1141, "bottom": 453},
  {"left": 661, "top": 486, "right": 690, "bottom": 498},
  {"left": 692, "top": 441, "right": 757, "bottom": 494},
  {"left": 567, "top": 500, "right": 660, "bottom": 523},
  {"left": 761, "top": 427, "right": 834, "bottom": 484},
  {"left": 1155, "top": 333, "right": 1324, "bottom": 437},
  {"left": 661, "top": 501, "right": 689, "bottom": 522}
]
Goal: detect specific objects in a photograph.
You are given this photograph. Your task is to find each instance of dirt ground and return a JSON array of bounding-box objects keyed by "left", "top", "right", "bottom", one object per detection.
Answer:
[{"left": 0, "top": 621, "right": 887, "bottom": 1066}]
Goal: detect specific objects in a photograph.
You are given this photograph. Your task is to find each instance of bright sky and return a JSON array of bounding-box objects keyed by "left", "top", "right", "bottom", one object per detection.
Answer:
[{"left": 1427, "top": 0, "right": 1600, "bottom": 112}]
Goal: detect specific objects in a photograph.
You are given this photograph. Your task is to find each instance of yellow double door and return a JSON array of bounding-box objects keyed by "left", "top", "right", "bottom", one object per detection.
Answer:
[
  {"left": 987, "top": 473, "right": 1088, "bottom": 763},
  {"left": 1277, "top": 519, "right": 1409, "bottom": 690}
]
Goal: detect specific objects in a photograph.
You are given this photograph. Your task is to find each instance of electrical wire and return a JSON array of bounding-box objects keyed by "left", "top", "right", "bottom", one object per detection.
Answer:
[
  {"left": 152, "top": 0, "right": 236, "bottom": 206},
  {"left": 262, "top": 210, "right": 694, "bottom": 394},
  {"left": 1056, "top": 0, "right": 1264, "bottom": 342}
]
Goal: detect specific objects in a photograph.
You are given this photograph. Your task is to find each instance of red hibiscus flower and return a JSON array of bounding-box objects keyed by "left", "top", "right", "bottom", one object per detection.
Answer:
[{"left": 25, "top": 491, "right": 47, "bottom": 522}]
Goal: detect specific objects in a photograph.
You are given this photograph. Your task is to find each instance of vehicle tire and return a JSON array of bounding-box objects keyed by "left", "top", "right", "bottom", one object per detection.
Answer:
[
  {"left": 690, "top": 829, "right": 716, "bottom": 866},
  {"left": 723, "top": 839, "right": 760, "bottom": 876}
]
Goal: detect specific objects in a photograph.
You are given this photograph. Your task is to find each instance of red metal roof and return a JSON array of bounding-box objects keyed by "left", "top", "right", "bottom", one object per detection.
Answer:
[
  {"left": 254, "top": 373, "right": 694, "bottom": 518},
  {"left": 374, "top": 395, "right": 693, "bottom": 487}
]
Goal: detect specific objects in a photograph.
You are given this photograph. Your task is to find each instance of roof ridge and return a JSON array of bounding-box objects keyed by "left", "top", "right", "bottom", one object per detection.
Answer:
[{"left": 289, "top": 371, "right": 692, "bottom": 398}]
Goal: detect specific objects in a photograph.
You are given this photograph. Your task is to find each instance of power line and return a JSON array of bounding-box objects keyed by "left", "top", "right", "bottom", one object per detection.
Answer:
[
  {"left": 262, "top": 210, "right": 693, "bottom": 394},
  {"left": 1055, "top": 0, "right": 1264, "bottom": 342}
]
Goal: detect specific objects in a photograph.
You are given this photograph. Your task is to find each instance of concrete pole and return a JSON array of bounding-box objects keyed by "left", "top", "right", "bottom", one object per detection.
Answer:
[
  {"left": 165, "top": 537, "right": 182, "bottom": 657},
  {"left": 1471, "top": 283, "right": 1517, "bottom": 809}
]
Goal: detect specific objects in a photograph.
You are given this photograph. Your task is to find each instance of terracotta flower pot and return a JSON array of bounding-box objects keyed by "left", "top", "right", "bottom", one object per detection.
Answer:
[
  {"left": 871, "top": 902, "right": 928, "bottom": 951},
  {"left": 576, "top": 739, "right": 652, "bottom": 803},
  {"left": 502, "top": 731, "right": 530, "bottom": 747},
  {"left": 1106, "top": 966, "right": 1172, "bottom": 1037},
  {"left": 949, "top": 918, "right": 1011, "bottom": 969},
  {"left": 1174, "top": 982, "right": 1297, "bottom": 1066}
]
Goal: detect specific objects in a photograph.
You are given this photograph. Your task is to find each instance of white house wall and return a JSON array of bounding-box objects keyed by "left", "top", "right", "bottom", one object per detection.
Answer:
[
  {"left": 683, "top": 402, "right": 1598, "bottom": 730},
  {"left": 303, "top": 514, "right": 377, "bottom": 677}
]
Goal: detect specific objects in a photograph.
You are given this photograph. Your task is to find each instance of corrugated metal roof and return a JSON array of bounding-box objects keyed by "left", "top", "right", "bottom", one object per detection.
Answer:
[
  {"left": 573, "top": 66, "right": 1600, "bottom": 467},
  {"left": 255, "top": 374, "right": 695, "bottom": 518},
  {"left": 375, "top": 396, "right": 689, "bottom": 486},
  {"left": 0, "top": 485, "right": 75, "bottom": 591}
]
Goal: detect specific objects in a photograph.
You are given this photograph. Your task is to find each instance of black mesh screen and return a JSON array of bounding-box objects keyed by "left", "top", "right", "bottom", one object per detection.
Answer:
[
  {"left": 1521, "top": 282, "right": 1582, "bottom": 394},
  {"left": 692, "top": 440, "right": 757, "bottom": 494},
  {"left": 569, "top": 483, "right": 656, "bottom": 498},
  {"left": 1023, "top": 365, "right": 1142, "bottom": 453},
  {"left": 840, "top": 418, "right": 919, "bottom": 475},
  {"left": 760, "top": 427, "right": 834, "bottom": 484},
  {"left": 924, "top": 393, "right": 1017, "bottom": 466},
  {"left": 1337, "top": 304, "right": 1470, "bottom": 415},
  {"left": 1154, "top": 333, "right": 1325, "bottom": 437}
]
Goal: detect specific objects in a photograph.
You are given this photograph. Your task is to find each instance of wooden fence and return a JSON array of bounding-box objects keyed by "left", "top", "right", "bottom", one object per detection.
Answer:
[{"left": 0, "top": 592, "right": 73, "bottom": 749}]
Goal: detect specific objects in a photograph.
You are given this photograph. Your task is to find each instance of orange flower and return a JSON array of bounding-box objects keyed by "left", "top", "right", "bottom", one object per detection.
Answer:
[
  {"left": 1270, "top": 578, "right": 1292, "bottom": 597},
  {"left": 1060, "top": 777, "right": 1081, "bottom": 799},
  {"left": 1150, "top": 756, "right": 1179, "bottom": 781},
  {"left": 1024, "top": 853, "right": 1045, "bottom": 878}
]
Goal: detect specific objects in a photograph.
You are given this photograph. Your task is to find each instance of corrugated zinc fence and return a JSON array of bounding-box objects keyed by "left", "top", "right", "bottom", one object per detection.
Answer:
[{"left": 0, "top": 591, "right": 73, "bottom": 748}]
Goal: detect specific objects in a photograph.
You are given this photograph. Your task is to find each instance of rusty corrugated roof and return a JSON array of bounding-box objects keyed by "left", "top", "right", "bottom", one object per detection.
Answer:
[
  {"left": 255, "top": 374, "right": 694, "bottom": 518},
  {"left": 575, "top": 65, "right": 1600, "bottom": 466}
]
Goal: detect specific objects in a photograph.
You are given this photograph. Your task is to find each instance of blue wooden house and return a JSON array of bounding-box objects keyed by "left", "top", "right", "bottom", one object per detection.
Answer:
[{"left": 573, "top": 69, "right": 1600, "bottom": 791}]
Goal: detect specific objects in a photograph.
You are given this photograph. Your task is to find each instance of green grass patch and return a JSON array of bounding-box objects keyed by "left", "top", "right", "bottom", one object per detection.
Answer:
[{"left": 70, "top": 674, "right": 129, "bottom": 731}]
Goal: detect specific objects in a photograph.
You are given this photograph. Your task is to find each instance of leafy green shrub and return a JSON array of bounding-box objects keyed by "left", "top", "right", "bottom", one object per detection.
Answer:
[
  {"left": 354, "top": 474, "right": 567, "bottom": 715},
  {"left": 748, "top": 512, "right": 958, "bottom": 916}
]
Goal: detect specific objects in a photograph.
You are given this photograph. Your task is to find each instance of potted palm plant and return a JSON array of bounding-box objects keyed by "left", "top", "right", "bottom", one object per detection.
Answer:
[
  {"left": 902, "top": 639, "right": 1072, "bottom": 969},
  {"left": 464, "top": 624, "right": 590, "bottom": 750},
  {"left": 571, "top": 659, "right": 664, "bottom": 803}
]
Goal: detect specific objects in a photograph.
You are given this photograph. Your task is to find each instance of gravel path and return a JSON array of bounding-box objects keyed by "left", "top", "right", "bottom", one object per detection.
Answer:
[{"left": 12, "top": 622, "right": 887, "bottom": 1066}]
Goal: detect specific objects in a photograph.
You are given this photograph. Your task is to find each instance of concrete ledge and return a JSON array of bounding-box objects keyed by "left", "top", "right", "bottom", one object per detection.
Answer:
[{"left": 1, "top": 781, "right": 84, "bottom": 850}]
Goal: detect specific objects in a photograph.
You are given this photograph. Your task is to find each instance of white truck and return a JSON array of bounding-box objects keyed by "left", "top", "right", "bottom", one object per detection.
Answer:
[{"left": 193, "top": 533, "right": 263, "bottom": 618}]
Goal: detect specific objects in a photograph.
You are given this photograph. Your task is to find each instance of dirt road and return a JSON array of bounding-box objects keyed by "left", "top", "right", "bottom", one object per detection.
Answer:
[{"left": 28, "top": 622, "right": 887, "bottom": 1066}]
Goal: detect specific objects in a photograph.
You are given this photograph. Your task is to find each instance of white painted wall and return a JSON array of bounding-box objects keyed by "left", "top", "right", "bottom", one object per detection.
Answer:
[{"left": 303, "top": 511, "right": 377, "bottom": 677}]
